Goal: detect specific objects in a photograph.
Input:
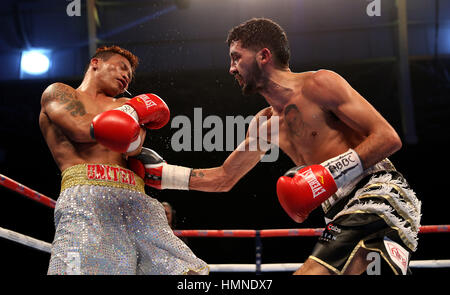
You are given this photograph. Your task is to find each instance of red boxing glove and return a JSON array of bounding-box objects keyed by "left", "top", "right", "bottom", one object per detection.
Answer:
[
  {"left": 128, "top": 147, "right": 166, "bottom": 189},
  {"left": 276, "top": 149, "right": 363, "bottom": 223},
  {"left": 91, "top": 109, "right": 141, "bottom": 153},
  {"left": 277, "top": 165, "right": 337, "bottom": 223},
  {"left": 125, "top": 94, "right": 170, "bottom": 129},
  {"left": 90, "top": 93, "right": 169, "bottom": 153}
]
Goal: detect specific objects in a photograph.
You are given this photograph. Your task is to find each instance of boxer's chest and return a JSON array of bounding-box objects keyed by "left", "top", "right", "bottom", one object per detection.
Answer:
[{"left": 276, "top": 101, "right": 341, "bottom": 165}]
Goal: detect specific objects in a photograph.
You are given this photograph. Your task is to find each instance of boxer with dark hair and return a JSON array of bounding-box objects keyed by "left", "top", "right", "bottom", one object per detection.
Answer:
[
  {"left": 129, "top": 18, "right": 421, "bottom": 275},
  {"left": 39, "top": 45, "right": 208, "bottom": 275}
]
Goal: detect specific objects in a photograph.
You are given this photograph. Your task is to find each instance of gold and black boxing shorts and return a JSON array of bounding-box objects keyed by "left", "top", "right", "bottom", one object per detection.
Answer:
[{"left": 310, "top": 170, "right": 421, "bottom": 275}]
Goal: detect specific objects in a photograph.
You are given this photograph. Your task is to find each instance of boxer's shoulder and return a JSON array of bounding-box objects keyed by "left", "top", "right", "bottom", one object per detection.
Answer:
[
  {"left": 41, "top": 82, "right": 77, "bottom": 106},
  {"left": 302, "top": 70, "right": 348, "bottom": 104},
  {"left": 43, "top": 82, "right": 75, "bottom": 95},
  {"left": 303, "top": 69, "right": 339, "bottom": 85}
]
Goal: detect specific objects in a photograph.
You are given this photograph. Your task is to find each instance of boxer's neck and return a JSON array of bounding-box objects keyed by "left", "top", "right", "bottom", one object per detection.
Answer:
[
  {"left": 77, "top": 72, "right": 111, "bottom": 100},
  {"left": 258, "top": 68, "right": 295, "bottom": 113}
]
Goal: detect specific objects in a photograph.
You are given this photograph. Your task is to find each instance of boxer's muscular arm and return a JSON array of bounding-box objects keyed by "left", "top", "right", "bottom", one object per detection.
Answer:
[
  {"left": 189, "top": 108, "right": 273, "bottom": 192},
  {"left": 189, "top": 140, "right": 265, "bottom": 192},
  {"left": 40, "top": 83, "right": 96, "bottom": 143},
  {"left": 305, "top": 70, "right": 402, "bottom": 168}
]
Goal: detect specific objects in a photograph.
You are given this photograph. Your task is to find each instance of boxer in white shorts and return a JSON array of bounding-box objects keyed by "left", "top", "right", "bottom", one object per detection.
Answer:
[{"left": 40, "top": 45, "right": 208, "bottom": 275}]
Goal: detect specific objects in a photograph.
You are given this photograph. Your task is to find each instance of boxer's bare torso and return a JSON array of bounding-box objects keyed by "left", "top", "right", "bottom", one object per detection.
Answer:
[
  {"left": 187, "top": 40, "right": 402, "bottom": 274},
  {"left": 257, "top": 71, "right": 366, "bottom": 167},
  {"left": 39, "top": 52, "right": 144, "bottom": 172},
  {"left": 189, "top": 41, "right": 401, "bottom": 193},
  {"left": 39, "top": 82, "right": 131, "bottom": 172}
]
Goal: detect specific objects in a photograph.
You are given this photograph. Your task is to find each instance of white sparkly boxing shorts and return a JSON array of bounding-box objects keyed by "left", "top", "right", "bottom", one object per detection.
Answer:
[{"left": 47, "top": 164, "right": 209, "bottom": 275}]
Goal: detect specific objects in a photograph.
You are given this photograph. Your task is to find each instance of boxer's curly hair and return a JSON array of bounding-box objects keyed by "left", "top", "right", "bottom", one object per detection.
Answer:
[
  {"left": 226, "top": 18, "right": 290, "bottom": 68},
  {"left": 85, "top": 45, "right": 139, "bottom": 76}
]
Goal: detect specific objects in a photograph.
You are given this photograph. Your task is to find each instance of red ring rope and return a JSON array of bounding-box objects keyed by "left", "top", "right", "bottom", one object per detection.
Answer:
[
  {"left": 0, "top": 173, "right": 448, "bottom": 236},
  {"left": 0, "top": 173, "right": 56, "bottom": 208},
  {"left": 174, "top": 225, "right": 450, "bottom": 238}
]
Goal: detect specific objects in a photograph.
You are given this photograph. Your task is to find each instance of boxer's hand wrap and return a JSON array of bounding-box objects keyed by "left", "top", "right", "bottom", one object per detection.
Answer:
[
  {"left": 276, "top": 149, "right": 363, "bottom": 223},
  {"left": 128, "top": 147, "right": 191, "bottom": 190},
  {"left": 321, "top": 149, "right": 363, "bottom": 189},
  {"left": 160, "top": 163, "right": 192, "bottom": 190}
]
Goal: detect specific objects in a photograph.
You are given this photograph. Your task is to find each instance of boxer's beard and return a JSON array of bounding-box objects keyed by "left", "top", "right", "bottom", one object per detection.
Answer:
[{"left": 240, "top": 59, "right": 263, "bottom": 96}]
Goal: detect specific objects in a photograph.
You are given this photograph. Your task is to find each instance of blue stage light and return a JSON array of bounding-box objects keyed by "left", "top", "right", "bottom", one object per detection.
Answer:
[{"left": 20, "top": 50, "right": 50, "bottom": 76}]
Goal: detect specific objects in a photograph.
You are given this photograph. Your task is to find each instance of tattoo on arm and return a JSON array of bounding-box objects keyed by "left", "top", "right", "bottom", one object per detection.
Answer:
[
  {"left": 43, "top": 84, "right": 86, "bottom": 117},
  {"left": 190, "top": 171, "right": 205, "bottom": 178}
]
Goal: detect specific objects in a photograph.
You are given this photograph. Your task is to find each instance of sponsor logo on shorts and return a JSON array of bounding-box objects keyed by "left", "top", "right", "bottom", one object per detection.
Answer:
[
  {"left": 326, "top": 223, "right": 341, "bottom": 233},
  {"left": 319, "top": 231, "right": 336, "bottom": 242},
  {"left": 319, "top": 223, "right": 341, "bottom": 243},
  {"left": 384, "top": 237, "right": 409, "bottom": 275},
  {"left": 86, "top": 164, "right": 136, "bottom": 186},
  {"left": 299, "top": 168, "right": 327, "bottom": 198}
]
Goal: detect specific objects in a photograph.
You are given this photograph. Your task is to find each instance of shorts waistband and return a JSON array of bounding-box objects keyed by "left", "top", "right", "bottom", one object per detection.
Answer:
[{"left": 61, "top": 164, "right": 145, "bottom": 193}]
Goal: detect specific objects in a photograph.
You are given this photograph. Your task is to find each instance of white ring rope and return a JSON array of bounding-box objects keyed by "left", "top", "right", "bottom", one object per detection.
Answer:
[
  {"left": 1, "top": 225, "right": 449, "bottom": 271},
  {"left": 209, "top": 260, "right": 450, "bottom": 272},
  {"left": 0, "top": 226, "right": 51, "bottom": 254}
]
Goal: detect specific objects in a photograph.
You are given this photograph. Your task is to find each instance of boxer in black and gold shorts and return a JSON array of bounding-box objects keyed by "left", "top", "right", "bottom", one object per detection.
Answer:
[{"left": 310, "top": 159, "right": 421, "bottom": 275}]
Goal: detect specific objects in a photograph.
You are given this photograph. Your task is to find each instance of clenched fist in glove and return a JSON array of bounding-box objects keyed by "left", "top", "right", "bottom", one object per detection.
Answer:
[
  {"left": 91, "top": 94, "right": 170, "bottom": 153},
  {"left": 276, "top": 149, "right": 363, "bottom": 223}
]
